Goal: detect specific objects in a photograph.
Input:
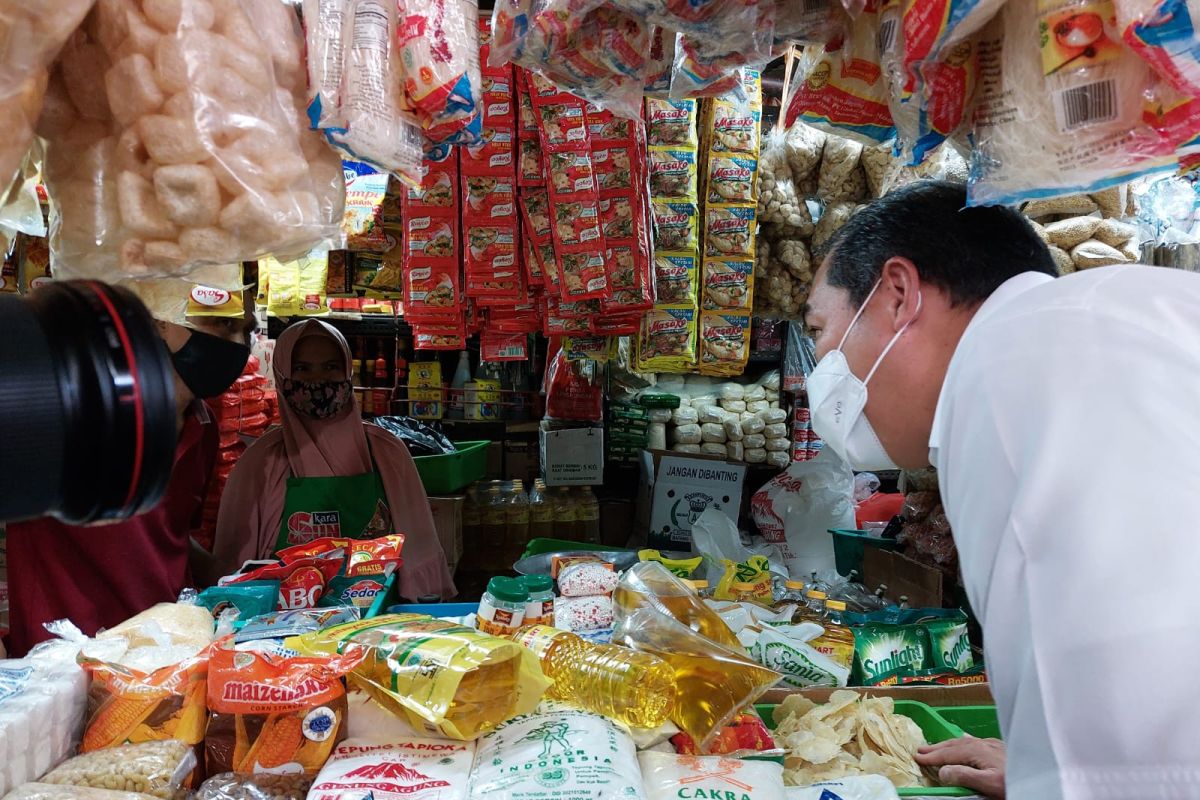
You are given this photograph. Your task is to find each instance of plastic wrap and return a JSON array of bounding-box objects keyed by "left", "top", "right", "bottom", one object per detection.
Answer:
[
  {"left": 397, "top": 0, "right": 482, "bottom": 144},
  {"left": 607, "top": 0, "right": 763, "bottom": 57},
  {"left": 968, "top": 0, "right": 1185, "bottom": 206},
  {"left": 44, "top": 0, "right": 343, "bottom": 282},
  {"left": 39, "top": 740, "right": 196, "bottom": 800},
  {"left": 749, "top": 451, "right": 855, "bottom": 576},
  {"left": 195, "top": 773, "right": 313, "bottom": 800},
  {"left": 1118, "top": 0, "right": 1200, "bottom": 97},
  {"left": 322, "top": 0, "right": 424, "bottom": 181}
]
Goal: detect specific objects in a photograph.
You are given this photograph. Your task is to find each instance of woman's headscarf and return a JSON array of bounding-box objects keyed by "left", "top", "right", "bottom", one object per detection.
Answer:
[{"left": 273, "top": 319, "right": 372, "bottom": 478}]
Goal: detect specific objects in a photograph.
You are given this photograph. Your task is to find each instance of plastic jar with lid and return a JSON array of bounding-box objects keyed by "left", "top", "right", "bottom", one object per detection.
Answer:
[
  {"left": 477, "top": 576, "right": 529, "bottom": 636},
  {"left": 519, "top": 574, "right": 555, "bottom": 626}
]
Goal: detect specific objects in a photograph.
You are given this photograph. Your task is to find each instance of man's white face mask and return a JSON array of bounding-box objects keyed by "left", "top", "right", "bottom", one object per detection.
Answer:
[{"left": 807, "top": 279, "right": 921, "bottom": 471}]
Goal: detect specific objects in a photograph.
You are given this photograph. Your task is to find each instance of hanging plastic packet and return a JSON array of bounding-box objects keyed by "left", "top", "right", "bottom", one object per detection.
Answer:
[
  {"left": 396, "top": 0, "right": 482, "bottom": 144},
  {"left": 902, "top": 0, "right": 1005, "bottom": 97},
  {"left": 342, "top": 162, "right": 390, "bottom": 252},
  {"left": 303, "top": 0, "right": 351, "bottom": 130},
  {"left": 967, "top": 0, "right": 1185, "bottom": 206},
  {"left": 1118, "top": 0, "right": 1200, "bottom": 96},
  {"left": 774, "top": 0, "right": 844, "bottom": 49},
  {"left": 785, "top": 6, "right": 897, "bottom": 145},
  {"left": 325, "top": 0, "right": 425, "bottom": 184},
  {"left": 264, "top": 251, "right": 330, "bottom": 318},
  {"left": 45, "top": 0, "right": 344, "bottom": 281},
  {"left": 636, "top": 306, "right": 698, "bottom": 373},
  {"left": 607, "top": 0, "right": 763, "bottom": 57}
]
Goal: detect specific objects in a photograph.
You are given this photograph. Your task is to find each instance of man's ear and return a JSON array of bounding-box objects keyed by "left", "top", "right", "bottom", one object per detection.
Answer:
[{"left": 879, "top": 256, "right": 922, "bottom": 331}]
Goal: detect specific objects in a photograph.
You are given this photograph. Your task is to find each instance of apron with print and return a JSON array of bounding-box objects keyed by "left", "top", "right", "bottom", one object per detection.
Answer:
[{"left": 274, "top": 467, "right": 392, "bottom": 555}]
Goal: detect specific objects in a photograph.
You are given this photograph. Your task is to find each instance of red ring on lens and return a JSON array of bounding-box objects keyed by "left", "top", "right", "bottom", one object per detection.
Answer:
[{"left": 89, "top": 281, "right": 145, "bottom": 508}]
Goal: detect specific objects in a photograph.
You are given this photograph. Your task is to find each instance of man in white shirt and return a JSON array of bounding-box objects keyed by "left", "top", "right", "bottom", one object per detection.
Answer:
[{"left": 803, "top": 180, "right": 1200, "bottom": 800}]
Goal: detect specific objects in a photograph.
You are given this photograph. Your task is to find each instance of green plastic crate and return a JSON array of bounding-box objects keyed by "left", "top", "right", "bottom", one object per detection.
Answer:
[
  {"left": 933, "top": 705, "right": 1001, "bottom": 740},
  {"left": 521, "top": 537, "right": 633, "bottom": 558},
  {"left": 756, "top": 700, "right": 971, "bottom": 797},
  {"left": 830, "top": 528, "right": 901, "bottom": 576},
  {"left": 412, "top": 440, "right": 490, "bottom": 494}
]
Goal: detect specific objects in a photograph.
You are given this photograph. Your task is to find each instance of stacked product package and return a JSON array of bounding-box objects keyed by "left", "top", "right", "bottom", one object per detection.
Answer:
[
  {"left": 403, "top": 144, "right": 467, "bottom": 350},
  {"left": 637, "top": 96, "right": 701, "bottom": 373},
  {"left": 0, "top": 644, "right": 88, "bottom": 795},
  {"left": 698, "top": 71, "right": 762, "bottom": 377}
]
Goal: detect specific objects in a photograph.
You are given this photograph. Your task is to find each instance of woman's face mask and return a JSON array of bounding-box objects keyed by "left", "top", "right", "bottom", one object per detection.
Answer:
[
  {"left": 170, "top": 329, "right": 250, "bottom": 399},
  {"left": 281, "top": 377, "right": 353, "bottom": 420}
]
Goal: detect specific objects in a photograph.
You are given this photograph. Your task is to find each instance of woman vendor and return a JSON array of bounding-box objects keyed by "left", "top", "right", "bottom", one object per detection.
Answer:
[{"left": 203, "top": 319, "right": 455, "bottom": 601}]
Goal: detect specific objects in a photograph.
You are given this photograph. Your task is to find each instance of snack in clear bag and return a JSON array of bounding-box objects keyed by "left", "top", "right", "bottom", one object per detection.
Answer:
[
  {"left": 397, "top": 0, "right": 482, "bottom": 144},
  {"left": 609, "top": 0, "right": 762, "bottom": 56},
  {"left": 288, "top": 614, "right": 549, "bottom": 741},
  {"left": 643, "top": 25, "right": 677, "bottom": 96},
  {"left": 39, "top": 740, "right": 196, "bottom": 800},
  {"left": 612, "top": 562, "right": 780, "bottom": 751},
  {"left": 967, "top": 0, "right": 1184, "bottom": 206},
  {"left": 324, "top": 0, "right": 424, "bottom": 182},
  {"left": 45, "top": 0, "right": 343, "bottom": 282},
  {"left": 303, "top": 0, "right": 350, "bottom": 130},
  {"left": 785, "top": 11, "right": 897, "bottom": 145},
  {"left": 4, "top": 786, "right": 160, "bottom": 800},
  {"left": 195, "top": 773, "right": 313, "bottom": 800}
]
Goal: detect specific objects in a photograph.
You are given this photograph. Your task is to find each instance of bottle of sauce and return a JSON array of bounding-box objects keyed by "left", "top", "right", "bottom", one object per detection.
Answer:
[
  {"left": 578, "top": 486, "right": 600, "bottom": 544},
  {"left": 529, "top": 480, "right": 553, "bottom": 541}
]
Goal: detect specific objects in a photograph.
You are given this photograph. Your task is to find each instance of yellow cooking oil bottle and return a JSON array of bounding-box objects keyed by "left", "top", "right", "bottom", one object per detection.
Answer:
[
  {"left": 512, "top": 625, "right": 676, "bottom": 728},
  {"left": 810, "top": 598, "right": 855, "bottom": 669}
]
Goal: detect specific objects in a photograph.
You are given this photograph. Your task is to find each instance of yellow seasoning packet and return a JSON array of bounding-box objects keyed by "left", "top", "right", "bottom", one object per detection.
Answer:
[
  {"left": 698, "top": 310, "right": 752, "bottom": 377},
  {"left": 287, "top": 613, "right": 549, "bottom": 741},
  {"left": 636, "top": 306, "right": 698, "bottom": 374},
  {"left": 638, "top": 549, "right": 703, "bottom": 579},
  {"left": 713, "top": 555, "right": 774, "bottom": 604}
]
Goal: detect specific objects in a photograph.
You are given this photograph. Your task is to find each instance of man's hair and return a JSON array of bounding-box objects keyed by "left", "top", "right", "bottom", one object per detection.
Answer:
[{"left": 822, "top": 180, "right": 1057, "bottom": 307}]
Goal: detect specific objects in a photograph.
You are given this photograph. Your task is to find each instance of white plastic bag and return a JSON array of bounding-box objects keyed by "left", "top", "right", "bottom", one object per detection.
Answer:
[
  {"left": 784, "top": 775, "right": 901, "bottom": 800},
  {"left": 749, "top": 449, "right": 855, "bottom": 577}
]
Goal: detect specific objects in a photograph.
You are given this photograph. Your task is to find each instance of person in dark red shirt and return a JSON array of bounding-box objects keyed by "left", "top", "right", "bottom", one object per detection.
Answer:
[{"left": 3, "top": 312, "right": 254, "bottom": 656}]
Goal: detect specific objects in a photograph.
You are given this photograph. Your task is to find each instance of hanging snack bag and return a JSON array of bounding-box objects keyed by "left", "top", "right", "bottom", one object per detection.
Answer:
[
  {"left": 396, "top": 0, "right": 481, "bottom": 145},
  {"left": 466, "top": 702, "right": 646, "bottom": 800},
  {"left": 343, "top": 162, "right": 390, "bottom": 252},
  {"left": 205, "top": 647, "right": 362, "bottom": 776},
  {"left": 902, "top": 0, "right": 1005, "bottom": 95},
  {"left": 288, "top": 614, "right": 548, "bottom": 741},
  {"left": 46, "top": 0, "right": 344, "bottom": 282},
  {"left": 308, "top": 737, "right": 474, "bottom": 800},
  {"left": 968, "top": 0, "right": 1182, "bottom": 206},
  {"left": 785, "top": 8, "right": 897, "bottom": 145}
]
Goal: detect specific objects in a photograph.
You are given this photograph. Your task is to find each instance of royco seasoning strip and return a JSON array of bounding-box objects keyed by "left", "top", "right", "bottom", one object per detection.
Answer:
[
  {"left": 699, "top": 70, "right": 761, "bottom": 377},
  {"left": 527, "top": 72, "right": 610, "bottom": 302},
  {"left": 639, "top": 96, "right": 701, "bottom": 373},
  {"left": 403, "top": 143, "right": 466, "bottom": 350}
]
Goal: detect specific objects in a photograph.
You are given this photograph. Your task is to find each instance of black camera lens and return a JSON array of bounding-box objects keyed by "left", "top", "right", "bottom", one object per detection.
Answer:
[{"left": 0, "top": 280, "right": 177, "bottom": 524}]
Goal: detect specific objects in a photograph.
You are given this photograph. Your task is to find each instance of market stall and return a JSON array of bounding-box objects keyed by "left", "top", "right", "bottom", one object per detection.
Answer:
[{"left": 2, "top": 0, "right": 1200, "bottom": 797}]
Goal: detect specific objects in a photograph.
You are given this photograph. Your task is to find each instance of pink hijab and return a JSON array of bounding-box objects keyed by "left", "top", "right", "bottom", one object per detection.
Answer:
[{"left": 211, "top": 320, "right": 456, "bottom": 601}]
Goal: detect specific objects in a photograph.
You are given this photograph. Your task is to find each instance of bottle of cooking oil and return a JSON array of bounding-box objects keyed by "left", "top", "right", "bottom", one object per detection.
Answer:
[
  {"left": 513, "top": 625, "right": 676, "bottom": 728},
  {"left": 801, "top": 588, "right": 828, "bottom": 621},
  {"left": 505, "top": 479, "right": 530, "bottom": 566},
  {"left": 461, "top": 484, "right": 482, "bottom": 572},
  {"left": 528, "top": 480, "right": 554, "bottom": 541},
  {"left": 480, "top": 486, "right": 508, "bottom": 568},
  {"left": 553, "top": 486, "right": 578, "bottom": 541},
  {"left": 811, "top": 598, "right": 855, "bottom": 669},
  {"left": 578, "top": 486, "right": 601, "bottom": 544}
]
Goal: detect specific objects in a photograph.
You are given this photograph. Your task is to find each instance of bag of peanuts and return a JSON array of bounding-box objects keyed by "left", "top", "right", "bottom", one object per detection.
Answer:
[
  {"left": 41, "top": 0, "right": 343, "bottom": 283},
  {"left": 38, "top": 739, "right": 197, "bottom": 800},
  {"left": 205, "top": 646, "right": 364, "bottom": 777}
]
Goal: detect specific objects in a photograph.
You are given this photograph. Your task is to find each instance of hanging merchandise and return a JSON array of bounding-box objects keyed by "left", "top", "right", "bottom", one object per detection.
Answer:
[
  {"left": 1118, "top": 0, "right": 1200, "bottom": 98},
  {"left": 901, "top": 0, "right": 1004, "bottom": 101},
  {"left": 404, "top": 144, "right": 468, "bottom": 347},
  {"left": 396, "top": 0, "right": 482, "bottom": 144},
  {"left": 967, "top": 0, "right": 1197, "bottom": 206},
  {"left": 785, "top": 2, "right": 897, "bottom": 145},
  {"left": 44, "top": 0, "right": 344, "bottom": 283}
]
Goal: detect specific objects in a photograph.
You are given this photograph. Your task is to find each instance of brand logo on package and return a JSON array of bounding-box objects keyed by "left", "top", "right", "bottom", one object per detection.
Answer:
[
  {"left": 288, "top": 510, "right": 342, "bottom": 542},
  {"left": 190, "top": 286, "right": 230, "bottom": 306}
]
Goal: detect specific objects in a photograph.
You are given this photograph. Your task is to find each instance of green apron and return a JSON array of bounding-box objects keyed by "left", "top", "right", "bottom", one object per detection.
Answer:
[{"left": 274, "top": 464, "right": 392, "bottom": 555}]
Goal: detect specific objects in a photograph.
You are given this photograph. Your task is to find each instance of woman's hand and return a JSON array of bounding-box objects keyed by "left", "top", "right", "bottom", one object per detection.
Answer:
[{"left": 915, "top": 735, "right": 1006, "bottom": 799}]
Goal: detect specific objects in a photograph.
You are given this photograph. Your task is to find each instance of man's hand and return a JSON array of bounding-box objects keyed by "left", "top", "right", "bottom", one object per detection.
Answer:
[{"left": 915, "top": 735, "right": 1006, "bottom": 799}]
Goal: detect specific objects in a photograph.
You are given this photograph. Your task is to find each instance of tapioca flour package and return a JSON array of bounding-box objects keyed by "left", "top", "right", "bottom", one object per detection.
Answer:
[
  {"left": 307, "top": 736, "right": 474, "bottom": 800},
  {"left": 465, "top": 703, "right": 646, "bottom": 800},
  {"left": 967, "top": 0, "right": 1191, "bottom": 206}
]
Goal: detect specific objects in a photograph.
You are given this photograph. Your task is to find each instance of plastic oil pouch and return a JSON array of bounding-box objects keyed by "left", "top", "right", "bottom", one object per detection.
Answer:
[
  {"left": 288, "top": 614, "right": 549, "bottom": 740},
  {"left": 612, "top": 562, "right": 781, "bottom": 751}
]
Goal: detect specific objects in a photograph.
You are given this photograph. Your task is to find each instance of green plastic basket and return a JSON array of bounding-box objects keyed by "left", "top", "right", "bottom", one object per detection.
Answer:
[
  {"left": 756, "top": 700, "right": 971, "bottom": 796},
  {"left": 830, "top": 528, "right": 901, "bottom": 576},
  {"left": 521, "top": 537, "right": 631, "bottom": 559},
  {"left": 933, "top": 705, "right": 1001, "bottom": 740},
  {"left": 412, "top": 440, "right": 490, "bottom": 494}
]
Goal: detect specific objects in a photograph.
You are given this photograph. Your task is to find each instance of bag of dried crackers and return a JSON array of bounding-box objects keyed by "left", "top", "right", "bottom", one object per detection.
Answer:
[{"left": 205, "top": 647, "right": 363, "bottom": 777}]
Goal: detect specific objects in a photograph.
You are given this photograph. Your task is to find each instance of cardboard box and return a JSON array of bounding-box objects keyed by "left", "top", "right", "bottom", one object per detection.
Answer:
[
  {"left": 540, "top": 427, "right": 604, "bottom": 485},
  {"left": 637, "top": 450, "right": 746, "bottom": 550},
  {"left": 504, "top": 438, "right": 539, "bottom": 486},
  {"left": 862, "top": 547, "right": 948, "bottom": 609},
  {"left": 760, "top": 682, "right": 994, "bottom": 707},
  {"left": 427, "top": 495, "right": 464, "bottom": 572}
]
